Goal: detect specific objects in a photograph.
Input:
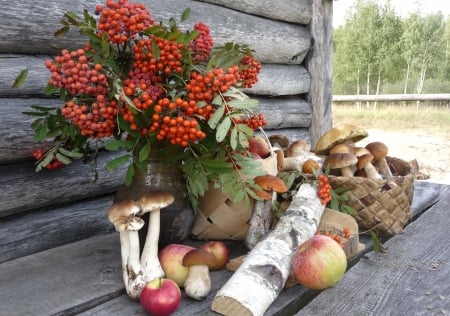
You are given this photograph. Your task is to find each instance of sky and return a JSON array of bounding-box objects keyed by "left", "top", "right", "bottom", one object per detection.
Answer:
[{"left": 333, "top": 0, "right": 450, "bottom": 27}]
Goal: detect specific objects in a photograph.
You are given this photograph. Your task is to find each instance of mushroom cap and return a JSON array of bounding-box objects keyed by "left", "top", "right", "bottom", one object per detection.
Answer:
[
  {"left": 315, "top": 124, "right": 368, "bottom": 155},
  {"left": 138, "top": 191, "right": 175, "bottom": 214},
  {"left": 182, "top": 248, "right": 215, "bottom": 268},
  {"left": 115, "top": 216, "right": 145, "bottom": 232},
  {"left": 365, "top": 142, "right": 388, "bottom": 160},
  {"left": 107, "top": 199, "right": 141, "bottom": 224},
  {"left": 285, "top": 140, "right": 311, "bottom": 157},
  {"left": 323, "top": 153, "right": 358, "bottom": 170},
  {"left": 254, "top": 174, "right": 288, "bottom": 193},
  {"left": 302, "top": 159, "right": 320, "bottom": 174},
  {"left": 329, "top": 143, "right": 354, "bottom": 155},
  {"left": 357, "top": 153, "right": 374, "bottom": 170},
  {"left": 268, "top": 134, "right": 290, "bottom": 149},
  {"left": 353, "top": 147, "right": 371, "bottom": 157}
]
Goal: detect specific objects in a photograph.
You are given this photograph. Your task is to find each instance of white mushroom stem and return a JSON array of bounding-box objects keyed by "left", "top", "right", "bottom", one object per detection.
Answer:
[
  {"left": 340, "top": 166, "right": 354, "bottom": 177},
  {"left": 374, "top": 158, "right": 393, "bottom": 178},
  {"left": 141, "top": 209, "right": 165, "bottom": 282},
  {"left": 184, "top": 265, "right": 211, "bottom": 300},
  {"left": 126, "top": 230, "right": 147, "bottom": 300},
  {"left": 119, "top": 232, "right": 130, "bottom": 286},
  {"left": 364, "top": 163, "right": 383, "bottom": 179}
]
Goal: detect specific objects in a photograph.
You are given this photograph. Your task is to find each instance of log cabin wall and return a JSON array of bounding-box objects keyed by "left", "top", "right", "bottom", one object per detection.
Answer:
[{"left": 0, "top": 0, "right": 333, "bottom": 262}]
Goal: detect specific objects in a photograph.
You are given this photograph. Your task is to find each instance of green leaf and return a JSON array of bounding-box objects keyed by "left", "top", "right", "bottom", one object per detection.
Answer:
[
  {"left": 34, "top": 122, "right": 48, "bottom": 142},
  {"left": 139, "top": 143, "right": 151, "bottom": 162},
  {"left": 55, "top": 152, "right": 72, "bottom": 165},
  {"left": 216, "top": 117, "right": 231, "bottom": 142},
  {"left": 180, "top": 7, "right": 191, "bottom": 22},
  {"left": 208, "top": 105, "right": 225, "bottom": 129},
  {"left": 58, "top": 147, "right": 84, "bottom": 159},
  {"left": 370, "top": 231, "right": 381, "bottom": 253},
  {"left": 105, "top": 139, "right": 133, "bottom": 151},
  {"left": 152, "top": 38, "right": 161, "bottom": 60},
  {"left": 12, "top": 68, "right": 28, "bottom": 89},
  {"left": 106, "top": 155, "right": 130, "bottom": 171},
  {"left": 230, "top": 127, "right": 238, "bottom": 150},
  {"left": 54, "top": 26, "right": 70, "bottom": 38},
  {"left": 36, "top": 152, "right": 55, "bottom": 172},
  {"left": 124, "top": 164, "right": 135, "bottom": 186},
  {"left": 227, "top": 98, "right": 259, "bottom": 110}
]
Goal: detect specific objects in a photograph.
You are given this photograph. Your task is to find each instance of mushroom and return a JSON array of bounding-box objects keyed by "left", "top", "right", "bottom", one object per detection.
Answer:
[
  {"left": 138, "top": 192, "right": 175, "bottom": 283},
  {"left": 357, "top": 153, "right": 383, "bottom": 179},
  {"left": 182, "top": 248, "right": 215, "bottom": 300},
  {"left": 108, "top": 200, "right": 146, "bottom": 300},
  {"left": 323, "top": 152, "right": 357, "bottom": 177},
  {"left": 302, "top": 158, "right": 320, "bottom": 174},
  {"left": 254, "top": 174, "right": 288, "bottom": 199},
  {"left": 329, "top": 143, "right": 354, "bottom": 155},
  {"left": 365, "top": 141, "right": 393, "bottom": 178},
  {"left": 268, "top": 134, "right": 290, "bottom": 151},
  {"left": 315, "top": 123, "right": 368, "bottom": 155},
  {"left": 285, "top": 139, "right": 311, "bottom": 157}
]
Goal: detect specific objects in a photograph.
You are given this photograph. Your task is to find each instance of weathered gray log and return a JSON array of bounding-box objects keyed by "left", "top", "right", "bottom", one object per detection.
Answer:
[
  {"left": 195, "top": 0, "right": 313, "bottom": 25},
  {"left": 305, "top": 0, "right": 333, "bottom": 147},
  {"left": 0, "top": 195, "right": 114, "bottom": 263},
  {"left": 0, "top": 0, "right": 310, "bottom": 64},
  {"left": 0, "top": 151, "right": 126, "bottom": 218},
  {"left": 212, "top": 183, "right": 325, "bottom": 316},
  {"left": 0, "top": 96, "right": 311, "bottom": 164},
  {"left": 0, "top": 55, "right": 310, "bottom": 97}
]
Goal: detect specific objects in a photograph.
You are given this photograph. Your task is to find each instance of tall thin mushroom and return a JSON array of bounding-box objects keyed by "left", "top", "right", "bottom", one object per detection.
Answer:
[{"left": 138, "top": 191, "right": 175, "bottom": 283}]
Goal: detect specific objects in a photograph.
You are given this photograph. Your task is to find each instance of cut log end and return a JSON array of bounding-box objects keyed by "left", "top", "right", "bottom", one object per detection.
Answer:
[{"left": 211, "top": 296, "right": 253, "bottom": 316}]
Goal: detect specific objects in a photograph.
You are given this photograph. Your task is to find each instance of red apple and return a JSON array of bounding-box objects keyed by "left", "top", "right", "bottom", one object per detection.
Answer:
[
  {"left": 249, "top": 136, "right": 271, "bottom": 159},
  {"left": 159, "top": 243, "right": 195, "bottom": 287},
  {"left": 291, "top": 235, "right": 347, "bottom": 290},
  {"left": 140, "top": 278, "right": 181, "bottom": 316},
  {"left": 200, "top": 241, "right": 230, "bottom": 270}
]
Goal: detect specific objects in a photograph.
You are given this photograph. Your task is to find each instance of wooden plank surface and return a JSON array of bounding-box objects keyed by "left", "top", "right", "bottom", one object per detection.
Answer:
[
  {"left": 296, "top": 184, "right": 450, "bottom": 315},
  {"left": 0, "top": 195, "right": 114, "bottom": 263},
  {"left": 0, "top": 0, "right": 310, "bottom": 64},
  {"left": 196, "top": 0, "right": 313, "bottom": 24},
  {"left": 0, "top": 234, "right": 124, "bottom": 316}
]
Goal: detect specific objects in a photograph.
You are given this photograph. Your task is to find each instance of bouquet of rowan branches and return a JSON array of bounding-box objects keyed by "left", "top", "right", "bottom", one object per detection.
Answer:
[{"left": 17, "top": 0, "right": 269, "bottom": 210}]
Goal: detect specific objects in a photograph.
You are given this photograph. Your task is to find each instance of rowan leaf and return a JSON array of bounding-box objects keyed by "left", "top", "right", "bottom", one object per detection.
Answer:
[
  {"left": 12, "top": 68, "right": 28, "bottom": 89},
  {"left": 216, "top": 117, "right": 231, "bottom": 142},
  {"left": 106, "top": 155, "right": 130, "bottom": 171}
]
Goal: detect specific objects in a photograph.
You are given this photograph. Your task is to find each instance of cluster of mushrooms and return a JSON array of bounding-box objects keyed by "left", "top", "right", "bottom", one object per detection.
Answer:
[
  {"left": 268, "top": 123, "right": 393, "bottom": 179},
  {"left": 107, "top": 192, "right": 224, "bottom": 301}
]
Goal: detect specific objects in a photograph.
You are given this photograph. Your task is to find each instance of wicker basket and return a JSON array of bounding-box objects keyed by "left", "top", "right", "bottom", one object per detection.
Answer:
[
  {"left": 191, "top": 153, "right": 278, "bottom": 240},
  {"left": 329, "top": 156, "right": 415, "bottom": 236}
]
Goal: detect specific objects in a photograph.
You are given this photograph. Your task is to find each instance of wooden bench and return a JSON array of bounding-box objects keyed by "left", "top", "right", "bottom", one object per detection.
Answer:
[{"left": 1, "top": 180, "right": 447, "bottom": 315}]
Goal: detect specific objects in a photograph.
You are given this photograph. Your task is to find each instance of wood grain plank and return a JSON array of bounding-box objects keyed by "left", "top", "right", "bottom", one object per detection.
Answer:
[
  {"left": 196, "top": 0, "right": 313, "bottom": 24},
  {"left": 296, "top": 184, "right": 450, "bottom": 315},
  {"left": 0, "top": 0, "right": 310, "bottom": 64},
  {"left": 0, "top": 195, "right": 115, "bottom": 263},
  {"left": 0, "top": 234, "right": 123, "bottom": 316}
]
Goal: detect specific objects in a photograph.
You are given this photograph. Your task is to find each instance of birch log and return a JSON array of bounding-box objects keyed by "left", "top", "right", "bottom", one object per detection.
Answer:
[
  {"left": 245, "top": 199, "right": 273, "bottom": 250},
  {"left": 212, "top": 183, "right": 325, "bottom": 316}
]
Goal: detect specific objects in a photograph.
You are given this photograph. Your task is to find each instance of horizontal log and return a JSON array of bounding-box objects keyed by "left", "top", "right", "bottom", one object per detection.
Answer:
[
  {"left": 0, "top": 151, "right": 126, "bottom": 218},
  {"left": 0, "top": 96, "right": 311, "bottom": 164},
  {"left": 195, "top": 0, "right": 312, "bottom": 25},
  {"left": 0, "top": 0, "right": 310, "bottom": 64},
  {"left": 0, "top": 56, "right": 310, "bottom": 97},
  {"left": 332, "top": 94, "right": 450, "bottom": 102},
  {"left": 0, "top": 195, "right": 115, "bottom": 263}
]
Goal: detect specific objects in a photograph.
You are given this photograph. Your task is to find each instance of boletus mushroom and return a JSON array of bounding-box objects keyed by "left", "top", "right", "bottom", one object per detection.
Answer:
[
  {"left": 323, "top": 152, "right": 358, "bottom": 177},
  {"left": 182, "top": 248, "right": 215, "bottom": 300}
]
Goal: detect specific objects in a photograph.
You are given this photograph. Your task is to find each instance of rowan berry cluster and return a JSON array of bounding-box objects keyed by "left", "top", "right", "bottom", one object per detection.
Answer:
[
  {"left": 315, "top": 229, "right": 347, "bottom": 248},
  {"left": 190, "top": 22, "right": 214, "bottom": 62},
  {"left": 45, "top": 47, "right": 108, "bottom": 97},
  {"left": 239, "top": 55, "right": 262, "bottom": 88},
  {"left": 317, "top": 174, "right": 332, "bottom": 205},
  {"left": 32, "top": 149, "right": 64, "bottom": 170},
  {"left": 95, "top": 0, "right": 155, "bottom": 44}
]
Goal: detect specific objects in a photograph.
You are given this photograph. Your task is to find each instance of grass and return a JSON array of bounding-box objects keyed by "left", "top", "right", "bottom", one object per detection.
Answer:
[{"left": 332, "top": 103, "right": 450, "bottom": 139}]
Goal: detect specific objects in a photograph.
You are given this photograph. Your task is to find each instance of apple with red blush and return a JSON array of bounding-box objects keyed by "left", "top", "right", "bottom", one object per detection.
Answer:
[
  {"left": 140, "top": 278, "right": 181, "bottom": 316},
  {"left": 291, "top": 235, "right": 347, "bottom": 290},
  {"left": 200, "top": 240, "right": 229, "bottom": 270},
  {"left": 158, "top": 243, "right": 195, "bottom": 287}
]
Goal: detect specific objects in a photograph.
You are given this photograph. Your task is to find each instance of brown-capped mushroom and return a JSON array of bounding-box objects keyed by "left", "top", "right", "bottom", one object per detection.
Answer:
[
  {"left": 182, "top": 248, "right": 215, "bottom": 300},
  {"left": 254, "top": 174, "right": 288, "bottom": 193},
  {"left": 108, "top": 200, "right": 146, "bottom": 300},
  {"left": 285, "top": 140, "right": 311, "bottom": 157},
  {"left": 302, "top": 158, "right": 320, "bottom": 174},
  {"left": 357, "top": 153, "right": 383, "bottom": 179},
  {"left": 365, "top": 141, "right": 393, "bottom": 177},
  {"left": 315, "top": 123, "right": 368, "bottom": 155},
  {"left": 323, "top": 152, "right": 358, "bottom": 177},
  {"left": 138, "top": 192, "right": 175, "bottom": 283}
]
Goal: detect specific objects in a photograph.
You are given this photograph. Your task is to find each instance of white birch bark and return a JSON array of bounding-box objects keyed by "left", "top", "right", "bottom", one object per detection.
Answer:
[
  {"left": 212, "top": 183, "right": 325, "bottom": 316},
  {"left": 245, "top": 199, "right": 273, "bottom": 250}
]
